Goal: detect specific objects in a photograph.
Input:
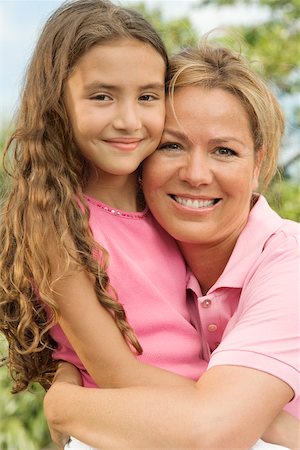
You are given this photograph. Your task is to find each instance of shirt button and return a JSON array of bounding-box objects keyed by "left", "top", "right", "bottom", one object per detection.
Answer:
[
  {"left": 208, "top": 323, "right": 218, "bottom": 332},
  {"left": 201, "top": 299, "right": 211, "bottom": 308}
]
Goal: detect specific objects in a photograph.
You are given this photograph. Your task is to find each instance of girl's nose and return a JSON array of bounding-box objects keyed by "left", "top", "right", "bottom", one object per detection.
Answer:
[
  {"left": 179, "top": 150, "right": 213, "bottom": 187},
  {"left": 112, "top": 102, "right": 142, "bottom": 132}
]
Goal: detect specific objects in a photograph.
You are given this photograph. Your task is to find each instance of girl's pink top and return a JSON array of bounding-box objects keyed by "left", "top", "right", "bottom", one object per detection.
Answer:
[{"left": 51, "top": 195, "right": 206, "bottom": 386}]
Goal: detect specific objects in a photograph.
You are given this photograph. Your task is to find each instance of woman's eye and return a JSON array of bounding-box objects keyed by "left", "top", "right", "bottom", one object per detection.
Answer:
[
  {"left": 157, "top": 142, "right": 182, "bottom": 152},
  {"left": 215, "top": 147, "right": 236, "bottom": 157}
]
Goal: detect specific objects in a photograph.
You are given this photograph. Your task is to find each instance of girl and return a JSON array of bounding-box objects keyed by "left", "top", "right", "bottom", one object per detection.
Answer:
[{"left": 0, "top": 1, "right": 204, "bottom": 448}]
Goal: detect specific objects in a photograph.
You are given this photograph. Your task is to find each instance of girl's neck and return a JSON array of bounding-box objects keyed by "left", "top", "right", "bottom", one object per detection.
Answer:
[
  {"left": 83, "top": 171, "right": 144, "bottom": 212},
  {"left": 179, "top": 238, "right": 237, "bottom": 296}
]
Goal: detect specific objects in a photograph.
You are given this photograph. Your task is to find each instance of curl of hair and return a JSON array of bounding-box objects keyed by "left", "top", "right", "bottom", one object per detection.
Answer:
[
  {"left": 168, "top": 36, "right": 285, "bottom": 190},
  {"left": 0, "top": 0, "right": 168, "bottom": 393}
]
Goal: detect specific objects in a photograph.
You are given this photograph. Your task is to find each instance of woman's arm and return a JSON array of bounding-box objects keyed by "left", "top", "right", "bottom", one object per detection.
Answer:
[
  {"left": 46, "top": 362, "right": 83, "bottom": 449},
  {"left": 45, "top": 363, "right": 297, "bottom": 449},
  {"left": 262, "top": 411, "right": 300, "bottom": 449}
]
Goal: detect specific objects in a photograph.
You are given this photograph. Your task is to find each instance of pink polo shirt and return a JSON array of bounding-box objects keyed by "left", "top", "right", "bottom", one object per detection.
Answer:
[{"left": 189, "top": 195, "right": 300, "bottom": 418}]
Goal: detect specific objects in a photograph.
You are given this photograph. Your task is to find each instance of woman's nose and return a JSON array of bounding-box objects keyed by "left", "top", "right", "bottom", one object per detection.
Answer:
[{"left": 179, "top": 150, "right": 213, "bottom": 187}]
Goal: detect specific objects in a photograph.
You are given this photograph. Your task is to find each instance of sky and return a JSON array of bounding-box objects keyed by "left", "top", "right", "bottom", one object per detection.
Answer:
[{"left": 0, "top": 0, "right": 271, "bottom": 123}]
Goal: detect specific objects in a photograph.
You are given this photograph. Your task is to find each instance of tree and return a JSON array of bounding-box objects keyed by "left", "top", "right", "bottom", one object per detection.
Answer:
[
  {"left": 0, "top": 339, "right": 53, "bottom": 450},
  {"left": 266, "top": 179, "right": 300, "bottom": 222},
  {"left": 196, "top": 0, "right": 300, "bottom": 91},
  {"left": 129, "top": 2, "right": 199, "bottom": 53}
]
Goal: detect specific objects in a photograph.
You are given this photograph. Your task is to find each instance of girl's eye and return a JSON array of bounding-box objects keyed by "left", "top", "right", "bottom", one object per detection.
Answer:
[
  {"left": 157, "top": 142, "right": 182, "bottom": 152},
  {"left": 215, "top": 147, "right": 236, "bottom": 157},
  {"left": 139, "top": 94, "right": 157, "bottom": 102},
  {"left": 91, "top": 94, "right": 112, "bottom": 101}
]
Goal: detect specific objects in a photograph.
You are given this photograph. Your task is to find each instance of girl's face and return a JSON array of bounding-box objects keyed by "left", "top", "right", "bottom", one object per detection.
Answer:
[
  {"left": 143, "top": 86, "right": 262, "bottom": 247},
  {"left": 64, "top": 38, "right": 166, "bottom": 183}
]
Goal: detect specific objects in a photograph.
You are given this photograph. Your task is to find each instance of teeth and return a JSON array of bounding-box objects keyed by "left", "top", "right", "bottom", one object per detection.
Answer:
[{"left": 174, "top": 196, "right": 216, "bottom": 209}]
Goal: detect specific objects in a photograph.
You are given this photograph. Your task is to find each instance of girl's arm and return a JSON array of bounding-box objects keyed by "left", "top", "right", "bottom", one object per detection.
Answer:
[
  {"left": 52, "top": 267, "right": 194, "bottom": 388},
  {"left": 45, "top": 363, "right": 298, "bottom": 449}
]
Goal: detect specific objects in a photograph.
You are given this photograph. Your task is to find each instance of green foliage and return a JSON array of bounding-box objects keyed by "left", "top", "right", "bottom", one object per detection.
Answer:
[
  {"left": 0, "top": 129, "right": 11, "bottom": 201},
  {"left": 195, "top": 0, "right": 300, "bottom": 93},
  {"left": 0, "top": 339, "right": 53, "bottom": 450},
  {"left": 128, "top": 2, "right": 199, "bottom": 53},
  {"left": 266, "top": 178, "right": 300, "bottom": 222}
]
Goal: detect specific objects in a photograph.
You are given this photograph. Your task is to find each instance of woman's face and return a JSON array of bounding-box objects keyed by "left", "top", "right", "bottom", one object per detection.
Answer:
[{"left": 143, "top": 86, "right": 262, "bottom": 246}]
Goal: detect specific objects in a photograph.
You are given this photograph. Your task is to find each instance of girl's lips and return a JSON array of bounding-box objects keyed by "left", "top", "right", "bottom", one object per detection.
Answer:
[
  {"left": 171, "top": 195, "right": 220, "bottom": 210},
  {"left": 104, "top": 138, "right": 142, "bottom": 151}
]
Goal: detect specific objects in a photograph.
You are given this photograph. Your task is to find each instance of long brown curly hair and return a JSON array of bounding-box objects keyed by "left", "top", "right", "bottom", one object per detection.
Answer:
[{"left": 0, "top": 0, "right": 168, "bottom": 393}]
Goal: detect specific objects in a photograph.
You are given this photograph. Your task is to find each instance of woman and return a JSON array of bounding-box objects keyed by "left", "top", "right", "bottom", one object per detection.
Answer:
[{"left": 45, "top": 40, "right": 300, "bottom": 449}]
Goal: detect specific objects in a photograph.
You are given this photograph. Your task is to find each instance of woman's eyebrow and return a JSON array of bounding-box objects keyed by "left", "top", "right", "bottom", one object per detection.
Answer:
[
  {"left": 162, "top": 128, "right": 188, "bottom": 141},
  {"left": 209, "top": 137, "right": 247, "bottom": 146}
]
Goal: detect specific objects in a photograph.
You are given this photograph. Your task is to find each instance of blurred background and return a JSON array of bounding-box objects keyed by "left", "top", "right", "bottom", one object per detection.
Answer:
[{"left": 0, "top": 0, "right": 299, "bottom": 448}]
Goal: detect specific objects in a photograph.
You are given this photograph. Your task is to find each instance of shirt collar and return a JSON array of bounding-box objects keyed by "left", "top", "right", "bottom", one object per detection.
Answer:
[
  {"left": 187, "top": 195, "right": 283, "bottom": 294},
  {"left": 211, "top": 195, "right": 283, "bottom": 290}
]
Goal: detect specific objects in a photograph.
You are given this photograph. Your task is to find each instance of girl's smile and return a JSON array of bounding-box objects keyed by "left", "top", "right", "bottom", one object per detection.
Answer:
[{"left": 102, "top": 138, "right": 144, "bottom": 152}]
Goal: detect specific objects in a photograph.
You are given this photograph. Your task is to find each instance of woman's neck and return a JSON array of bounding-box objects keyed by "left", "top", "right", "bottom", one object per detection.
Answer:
[
  {"left": 83, "top": 171, "right": 143, "bottom": 212},
  {"left": 179, "top": 238, "right": 237, "bottom": 295},
  {"left": 179, "top": 200, "right": 256, "bottom": 294}
]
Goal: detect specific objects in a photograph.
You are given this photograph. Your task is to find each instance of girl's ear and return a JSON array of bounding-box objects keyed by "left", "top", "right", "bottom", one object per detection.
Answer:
[{"left": 252, "top": 146, "right": 265, "bottom": 190}]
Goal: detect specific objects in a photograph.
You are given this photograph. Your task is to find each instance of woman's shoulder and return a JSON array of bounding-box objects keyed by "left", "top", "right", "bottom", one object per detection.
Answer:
[
  {"left": 278, "top": 217, "right": 300, "bottom": 240},
  {"left": 252, "top": 195, "right": 299, "bottom": 245}
]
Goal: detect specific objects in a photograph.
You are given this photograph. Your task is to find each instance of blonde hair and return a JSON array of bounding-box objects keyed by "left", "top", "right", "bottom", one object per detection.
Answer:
[
  {"left": 168, "top": 39, "right": 284, "bottom": 190},
  {"left": 0, "top": 0, "right": 168, "bottom": 393}
]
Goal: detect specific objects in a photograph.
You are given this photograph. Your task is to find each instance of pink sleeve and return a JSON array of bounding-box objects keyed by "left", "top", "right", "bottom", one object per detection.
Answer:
[{"left": 208, "top": 231, "right": 300, "bottom": 417}]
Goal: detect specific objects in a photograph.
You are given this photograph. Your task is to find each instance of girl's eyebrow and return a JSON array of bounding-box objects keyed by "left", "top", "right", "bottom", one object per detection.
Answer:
[
  {"left": 84, "top": 82, "right": 115, "bottom": 91},
  {"left": 140, "top": 83, "right": 165, "bottom": 91},
  {"left": 84, "top": 82, "right": 165, "bottom": 93}
]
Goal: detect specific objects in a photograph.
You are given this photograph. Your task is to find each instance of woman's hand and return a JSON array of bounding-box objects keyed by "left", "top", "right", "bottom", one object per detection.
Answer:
[
  {"left": 44, "top": 362, "right": 82, "bottom": 449},
  {"left": 48, "top": 424, "right": 70, "bottom": 450}
]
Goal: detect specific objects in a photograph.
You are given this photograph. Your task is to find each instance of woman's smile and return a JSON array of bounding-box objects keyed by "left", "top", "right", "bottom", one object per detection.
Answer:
[{"left": 170, "top": 195, "right": 220, "bottom": 210}]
